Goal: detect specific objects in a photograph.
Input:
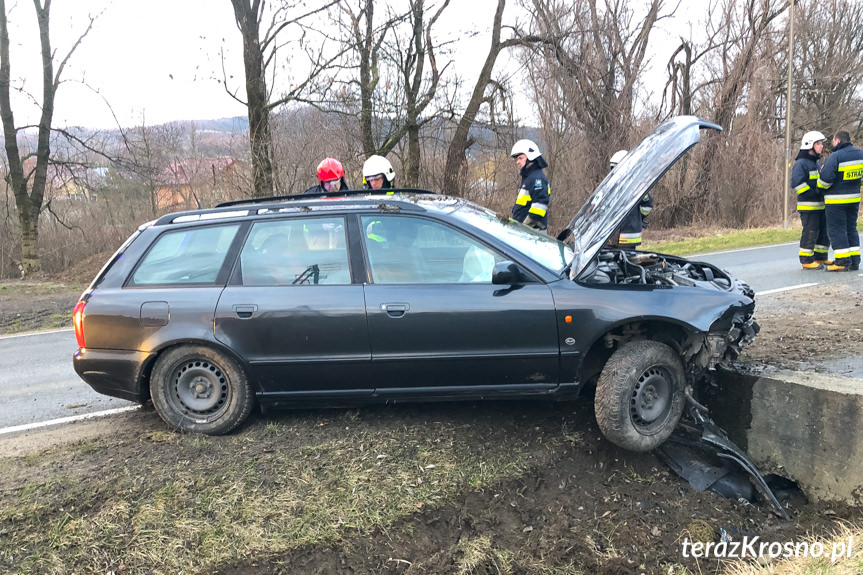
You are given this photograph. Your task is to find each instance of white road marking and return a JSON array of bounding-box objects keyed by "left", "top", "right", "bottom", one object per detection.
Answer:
[
  {"left": 0, "top": 405, "right": 140, "bottom": 436},
  {"left": 0, "top": 327, "right": 73, "bottom": 340},
  {"left": 757, "top": 283, "right": 819, "bottom": 296}
]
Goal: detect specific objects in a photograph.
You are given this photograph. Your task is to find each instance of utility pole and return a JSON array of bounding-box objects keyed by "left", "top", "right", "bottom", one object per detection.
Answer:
[{"left": 782, "top": 0, "right": 795, "bottom": 230}]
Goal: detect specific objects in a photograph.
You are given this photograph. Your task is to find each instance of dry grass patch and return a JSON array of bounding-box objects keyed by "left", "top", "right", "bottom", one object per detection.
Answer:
[{"left": 0, "top": 406, "right": 566, "bottom": 575}]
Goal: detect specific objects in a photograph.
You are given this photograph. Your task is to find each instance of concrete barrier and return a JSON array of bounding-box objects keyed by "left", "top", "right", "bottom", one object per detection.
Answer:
[{"left": 709, "top": 365, "right": 863, "bottom": 505}]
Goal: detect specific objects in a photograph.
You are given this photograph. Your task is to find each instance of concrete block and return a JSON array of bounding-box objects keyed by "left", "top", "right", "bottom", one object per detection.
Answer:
[{"left": 710, "top": 366, "right": 863, "bottom": 505}]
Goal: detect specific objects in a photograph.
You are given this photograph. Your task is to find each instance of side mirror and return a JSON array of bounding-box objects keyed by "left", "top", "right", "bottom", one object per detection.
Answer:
[{"left": 491, "top": 261, "right": 523, "bottom": 285}]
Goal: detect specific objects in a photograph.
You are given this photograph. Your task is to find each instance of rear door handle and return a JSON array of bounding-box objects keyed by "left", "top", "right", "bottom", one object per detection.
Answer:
[
  {"left": 232, "top": 304, "right": 258, "bottom": 319},
  {"left": 380, "top": 303, "right": 409, "bottom": 318}
]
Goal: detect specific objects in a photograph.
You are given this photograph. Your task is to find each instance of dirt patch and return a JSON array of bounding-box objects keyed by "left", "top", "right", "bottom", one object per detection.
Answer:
[
  {"left": 2, "top": 402, "right": 859, "bottom": 575},
  {"left": 740, "top": 282, "right": 863, "bottom": 370},
  {"left": 0, "top": 281, "right": 82, "bottom": 334}
]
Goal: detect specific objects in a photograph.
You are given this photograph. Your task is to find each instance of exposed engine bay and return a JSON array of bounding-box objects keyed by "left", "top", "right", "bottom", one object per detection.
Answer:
[{"left": 578, "top": 249, "right": 755, "bottom": 299}]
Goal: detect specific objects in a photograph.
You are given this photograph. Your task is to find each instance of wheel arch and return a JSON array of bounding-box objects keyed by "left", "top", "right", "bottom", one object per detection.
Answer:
[
  {"left": 138, "top": 338, "right": 258, "bottom": 403},
  {"left": 577, "top": 318, "right": 697, "bottom": 387}
]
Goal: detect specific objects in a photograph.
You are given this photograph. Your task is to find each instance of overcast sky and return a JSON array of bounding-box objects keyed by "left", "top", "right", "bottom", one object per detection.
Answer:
[{"left": 2, "top": 0, "right": 700, "bottom": 131}]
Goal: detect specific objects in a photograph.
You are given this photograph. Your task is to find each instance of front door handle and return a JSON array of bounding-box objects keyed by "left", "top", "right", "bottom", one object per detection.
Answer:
[
  {"left": 232, "top": 304, "right": 258, "bottom": 319},
  {"left": 380, "top": 303, "right": 409, "bottom": 318}
]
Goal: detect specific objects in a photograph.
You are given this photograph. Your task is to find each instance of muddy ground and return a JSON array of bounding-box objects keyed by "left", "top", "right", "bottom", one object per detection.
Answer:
[{"left": 1, "top": 263, "right": 862, "bottom": 574}]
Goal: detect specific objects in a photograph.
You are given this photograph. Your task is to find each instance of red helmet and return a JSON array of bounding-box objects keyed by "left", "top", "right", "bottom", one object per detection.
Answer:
[{"left": 316, "top": 157, "right": 344, "bottom": 182}]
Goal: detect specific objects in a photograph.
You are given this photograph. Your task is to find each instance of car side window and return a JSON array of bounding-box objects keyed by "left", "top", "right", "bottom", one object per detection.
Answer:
[
  {"left": 130, "top": 224, "right": 240, "bottom": 286},
  {"left": 240, "top": 217, "right": 350, "bottom": 285},
  {"left": 361, "top": 215, "right": 502, "bottom": 284}
]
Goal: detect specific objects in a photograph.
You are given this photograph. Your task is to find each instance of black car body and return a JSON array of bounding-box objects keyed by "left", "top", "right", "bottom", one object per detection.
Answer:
[{"left": 73, "top": 117, "right": 757, "bottom": 451}]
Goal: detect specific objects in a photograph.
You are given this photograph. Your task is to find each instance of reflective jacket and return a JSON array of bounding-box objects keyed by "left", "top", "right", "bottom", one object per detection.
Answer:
[
  {"left": 619, "top": 192, "right": 653, "bottom": 244},
  {"left": 817, "top": 142, "right": 863, "bottom": 205},
  {"left": 791, "top": 150, "right": 824, "bottom": 211},
  {"left": 512, "top": 162, "right": 551, "bottom": 229}
]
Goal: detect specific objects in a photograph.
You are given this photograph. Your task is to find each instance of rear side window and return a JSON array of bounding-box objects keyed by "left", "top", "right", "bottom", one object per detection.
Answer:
[
  {"left": 239, "top": 217, "right": 350, "bottom": 285},
  {"left": 130, "top": 224, "right": 241, "bottom": 286}
]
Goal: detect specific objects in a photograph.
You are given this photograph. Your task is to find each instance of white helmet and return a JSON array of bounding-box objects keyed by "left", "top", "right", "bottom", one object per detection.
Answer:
[
  {"left": 609, "top": 149, "right": 628, "bottom": 168},
  {"left": 801, "top": 131, "right": 826, "bottom": 150},
  {"left": 362, "top": 155, "right": 395, "bottom": 182},
  {"left": 510, "top": 139, "right": 542, "bottom": 161}
]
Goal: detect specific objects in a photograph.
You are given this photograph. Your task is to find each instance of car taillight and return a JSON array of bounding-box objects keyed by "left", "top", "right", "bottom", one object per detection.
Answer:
[{"left": 73, "top": 300, "right": 86, "bottom": 348}]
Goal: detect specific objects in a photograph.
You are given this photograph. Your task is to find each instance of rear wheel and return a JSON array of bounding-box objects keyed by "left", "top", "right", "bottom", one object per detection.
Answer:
[
  {"left": 594, "top": 340, "right": 685, "bottom": 452},
  {"left": 150, "top": 345, "right": 254, "bottom": 435}
]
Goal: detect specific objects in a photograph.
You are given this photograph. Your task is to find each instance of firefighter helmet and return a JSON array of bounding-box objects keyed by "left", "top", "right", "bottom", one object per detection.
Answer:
[
  {"left": 801, "top": 131, "right": 826, "bottom": 150},
  {"left": 363, "top": 155, "right": 395, "bottom": 182},
  {"left": 510, "top": 139, "right": 542, "bottom": 161},
  {"left": 609, "top": 149, "right": 628, "bottom": 168},
  {"left": 316, "top": 157, "right": 344, "bottom": 182}
]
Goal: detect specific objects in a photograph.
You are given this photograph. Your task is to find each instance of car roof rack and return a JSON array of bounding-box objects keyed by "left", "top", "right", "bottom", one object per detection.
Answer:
[{"left": 215, "top": 188, "right": 435, "bottom": 208}]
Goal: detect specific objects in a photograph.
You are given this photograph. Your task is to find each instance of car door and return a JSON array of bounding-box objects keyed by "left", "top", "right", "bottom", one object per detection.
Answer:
[
  {"left": 360, "top": 215, "right": 559, "bottom": 394},
  {"left": 214, "top": 216, "right": 372, "bottom": 397}
]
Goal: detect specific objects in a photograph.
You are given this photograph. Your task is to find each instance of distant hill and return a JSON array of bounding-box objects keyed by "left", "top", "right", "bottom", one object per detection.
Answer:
[{"left": 193, "top": 117, "right": 249, "bottom": 133}]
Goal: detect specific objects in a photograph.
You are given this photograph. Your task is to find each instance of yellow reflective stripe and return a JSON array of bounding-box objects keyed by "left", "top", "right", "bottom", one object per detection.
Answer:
[
  {"left": 824, "top": 193, "right": 861, "bottom": 204},
  {"left": 799, "top": 248, "right": 814, "bottom": 256},
  {"left": 515, "top": 191, "right": 531, "bottom": 206},
  {"left": 640, "top": 206, "right": 652, "bottom": 216},
  {"left": 817, "top": 178, "right": 832, "bottom": 189},
  {"left": 814, "top": 245, "right": 829, "bottom": 253},
  {"left": 838, "top": 161, "right": 863, "bottom": 180},
  {"left": 797, "top": 201, "right": 825, "bottom": 210},
  {"left": 794, "top": 183, "right": 810, "bottom": 194},
  {"left": 619, "top": 232, "right": 642, "bottom": 243},
  {"left": 528, "top": 203, "right": 548, "bottom": 216},
  {"left": 809, "top": 170, "right": 819, "bottom": 179},
  {"left": 835, "top": 247, "right": 855, "bottom": 257}
]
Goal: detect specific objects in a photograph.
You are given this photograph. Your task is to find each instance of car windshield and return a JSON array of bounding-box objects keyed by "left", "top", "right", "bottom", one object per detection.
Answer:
[{"left": 451, "top": 203, "right": 573, "bottom": 273}]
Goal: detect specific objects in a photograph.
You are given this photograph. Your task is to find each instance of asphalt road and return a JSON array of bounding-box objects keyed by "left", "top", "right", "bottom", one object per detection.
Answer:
[
  {"left": 1, "top": 241, "right": 859, "bottom": 433},
  {"left": 695, "top": 241, "right": 863, "bottom": 294},
  {"left": 0, "top": 330, "right": 135, "bottom": 432}
]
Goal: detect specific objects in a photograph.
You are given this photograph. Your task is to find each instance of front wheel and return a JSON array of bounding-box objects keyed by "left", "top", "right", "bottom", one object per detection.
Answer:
[
  {"left": 594, "top": 340, "right": 685, "bottom": 452},
  {"left": 150, "top": 345, "right": 254, "bottom": 435}
]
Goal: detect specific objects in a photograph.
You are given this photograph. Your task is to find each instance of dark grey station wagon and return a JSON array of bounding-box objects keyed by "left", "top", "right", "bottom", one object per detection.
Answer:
[{"left": 73, "top": 117, "right": 758, "bottom": 452}]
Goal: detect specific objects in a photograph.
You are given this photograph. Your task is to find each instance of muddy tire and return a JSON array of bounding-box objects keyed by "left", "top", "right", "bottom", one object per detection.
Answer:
[
  {"left": 150, "top": 345, "right": 254, "bottom": 435},
  {"left": 594, "top": 340, "right": 685, "bottom": 452}
]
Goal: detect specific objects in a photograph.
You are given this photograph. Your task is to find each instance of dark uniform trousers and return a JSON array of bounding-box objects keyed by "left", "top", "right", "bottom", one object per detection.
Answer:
[
  {"left": 817, "top": 141, "right": 863, "bottom": 268},
  {"left": 825, "top": 203, "right": 860, "bottom": 268},
  {"left": 792, "top": 152, "right": 829, "bottom": 264},
  {"left": 799, "top": 211, "right": 830, "bottom": 264}
]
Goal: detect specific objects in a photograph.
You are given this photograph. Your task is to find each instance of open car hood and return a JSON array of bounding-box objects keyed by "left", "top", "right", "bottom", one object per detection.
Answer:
[{"left": 566, "top": 116, "right": 721, "bottom": 279}]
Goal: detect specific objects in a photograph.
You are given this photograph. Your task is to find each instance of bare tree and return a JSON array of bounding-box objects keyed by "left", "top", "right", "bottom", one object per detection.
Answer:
[
  {"left": 0, "top": 0, "right": 95, "bottom": 276},
  {"left": 227, "top": 0, "right": 344, "bottom": 197},
  {"left": 789, "top": 0, "right": 863, "bottom": 138},
  {"left": 441, "top": 0, "right": 519, "bottom": 195}
]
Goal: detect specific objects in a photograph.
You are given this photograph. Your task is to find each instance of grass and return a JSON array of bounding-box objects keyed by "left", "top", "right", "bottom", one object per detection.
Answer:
[
  {"left": 723, "top": 524, "right": 863, "bottom": 575},
  {"left": 644, "top": 226, "right": 801, "bottom": 256},
  {"left": 643, "top": 218, "right": 863, "bottom": 257},
  {"left": 0, "top": 408, "right": 567, "bottom": 575}
]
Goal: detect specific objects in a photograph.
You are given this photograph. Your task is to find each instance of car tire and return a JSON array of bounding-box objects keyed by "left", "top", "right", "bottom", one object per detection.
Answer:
[
  {"left": 594, "top": 340, "right": 685, "bottom": 452},
  {"left": 150, "top": 345, "right": 254, "bottom": 435}
]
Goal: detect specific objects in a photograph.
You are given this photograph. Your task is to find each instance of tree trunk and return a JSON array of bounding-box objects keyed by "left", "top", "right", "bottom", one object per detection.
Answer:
[
  {"left": 231, "top": 0, "right": 274, "bottom": 197},
  {"left": 0, "top": 0, "right": 67, "bottom": 276},
  {"left": 406, "top": 123, "right": 421, "bottom": 187},
  {"left": 442, "top": 0, "right": 507, "bottom": 196}
]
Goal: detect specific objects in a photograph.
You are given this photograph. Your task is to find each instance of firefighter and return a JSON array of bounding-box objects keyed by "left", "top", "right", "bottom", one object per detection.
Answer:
[
  {"left": 362, "top": 155, "right": 396, "bottom": 191},
  {"left": 609, "top": 150, "right": 653, "bottom": 248},
  {"left": 510, "top": 139, "right": 551, "bottom": 232},
  {"left": 817, "top": 130, "right": 863, "bottom": 271},
  {"left": 792, "top": 131, "right": 831, "bottom": 269},
  {"left": 303, "top": 158, "right": 350, "bottom": 194}
]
